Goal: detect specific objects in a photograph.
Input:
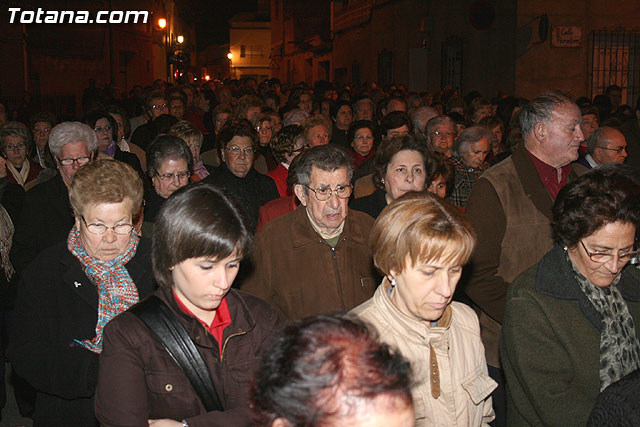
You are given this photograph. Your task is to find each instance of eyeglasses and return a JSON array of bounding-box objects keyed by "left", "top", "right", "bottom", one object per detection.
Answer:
[
  {"left": 304, "top": 184, "right": 353, "bottom": 201},
  {"left": 94, "top": 125, "right": 112, "bottom": 133},
  {"left": 430, "top": 131, "right": 456, "bottom": 138},
  {"left": 155, "top": 171, "right": 190, "bottom": 181},
  {"left": 5, "top": 143, "right": 26, "bottom": 151},
  {"left": 81, "top": 216, "right": 133, "bottom": 235},
  {"left": 257, "top": 125, "right": 272, "bottom": 133},
  {"left": 597, "top": 145, "right": 627, "bottom": 154},
  {"left": 58, "top": 156, "right": 91, "bottom": 166},
  {"left": 226, "top": 146, "right": 255, "bottom": 156},
  {"left": 291, "top": 144, "right": 308, "bottom": 154},
  {"left": 579, "top": 240, "right": 639, "bottom": 264},
  {"left": 34, "top": 128, "right": 51, "bottom": 134},
  {"left": 151, "top": 104, "right": 168, "bottom": 110}
]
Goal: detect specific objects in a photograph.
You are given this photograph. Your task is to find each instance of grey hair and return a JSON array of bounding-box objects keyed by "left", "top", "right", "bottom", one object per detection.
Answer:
[
  {"left": 283, "top": 108, "right": 310, "bottom": 127},
  {"left": 353, "top": 98, "right": 374, "bottom": 112},
  {"left": 48, "top": 121, "right": 98, "bottom": 157},
  {"left": 410, "top": 106, "right": 439, "bottom": 137},
  {"left": 425, "top": 115, "right": 455, "bottom": 136},
  {"left": 519, "top": 90, "right": 574, "bottom": 138},
  {"left": 295, "top": 145, "right": 353, "bottom": 189},
  {"left": 453, "top": 126, "right": 497, "bottom": 156},
  {"left": 0, "top": 122, "right": 32, "bottom": 153}
]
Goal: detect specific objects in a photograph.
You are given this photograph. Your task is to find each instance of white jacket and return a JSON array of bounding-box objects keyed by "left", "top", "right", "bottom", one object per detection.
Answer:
[{"left": 349, "top": 280, "right": 496, "bottom": 427}]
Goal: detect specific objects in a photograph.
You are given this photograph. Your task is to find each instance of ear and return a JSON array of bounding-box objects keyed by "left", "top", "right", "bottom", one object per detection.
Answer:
[
  {"left": 533, "top": 122, "right": 546, "bottom": 143},
  {"left": 294, "top": 184, "right": 308, "bottom": 206},
  {"left": 74, "top": 215, "right": 81, "bottom": 231},
  {"left": 220, "top": 148, "right": 226, "bottom": 163}
]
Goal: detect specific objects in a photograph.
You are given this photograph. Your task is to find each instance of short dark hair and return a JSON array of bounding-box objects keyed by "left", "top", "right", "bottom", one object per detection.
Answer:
[
  {"left": 330, "top": 100, "right": 352, "bottom": 120},
  {"left": 146, "top": 134, "right": 193, "bottom": 176},
  {"left": 379, "top": 111, "right": 413, "bottom": 137},
  {"left": 218, "top": 120, "right": 259, "bottom": 150},
  {"left": 153, "top": 183, "right": 253, "bottom": 289},
  {"left": 250, "top": 315, "right": 413, "bottom": 427},
  {"left": 295, "top": 144, "right": 353, "bottom": 188},
  {"left": 426, "top": 151, "right": 455, "bottom": 195},
  {"left": 346, "top": 120, "right": 377, "bottom": 145},
  {"left": 145, "top": 90, "right": 168, "bottom": 111},
  {"left": 30, "top": 111, "right": 57, "bottom": 130},
  {"left": 373, "top": 134, "right": 428, "bottom": 190},
  {"left": 552, "top": 164, "right": 640, "bottom": 247}
]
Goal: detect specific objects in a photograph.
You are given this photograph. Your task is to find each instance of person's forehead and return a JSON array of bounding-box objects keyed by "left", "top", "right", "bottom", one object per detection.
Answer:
[
  {"left": 228, "top": 135, "right": 253, "bottom": 147},
  {"left": 60, "top": 141, "right": 89, "bottom": 155},
  {"left": 389, "top": 124, "right": 409, "bottom": 133},
  {"left": 151, "top": 97, "right": 166, "bottom": 105},
  {"left": 338, "top": 105, "right": 352, "bottom": 113},
  {"left": 309, "top": 166, "right": 348, "bottom": 184},
  {"left": 550, "top": 103, "right": 580, "bottom": 123},
  {"left": 34, "top": 121, "right": 52, "bottom": 129},
  {"left": 435, "top": 122, "right": 453, "bottom": 130},
  {"left": 170, "top": 99, "right": 184, "bottom": 106},
  {"left": 311, "top": 125, "right": 328, "bottom": 134},
  {"left": 158, "top": 158, "right": 188, "bottom": 172},
  {"left": 605, "top": 131, "right": 626, "bottom": 146}
]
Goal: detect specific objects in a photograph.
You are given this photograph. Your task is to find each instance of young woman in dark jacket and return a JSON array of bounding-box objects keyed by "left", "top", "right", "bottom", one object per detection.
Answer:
[{"left": 95, "top": 183, "right": 282, "bottom": 427}]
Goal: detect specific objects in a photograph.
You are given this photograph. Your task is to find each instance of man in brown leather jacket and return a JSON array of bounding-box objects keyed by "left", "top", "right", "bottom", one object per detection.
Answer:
[{"left": 241, "top": 145, "right": 377, "bottom": 321}]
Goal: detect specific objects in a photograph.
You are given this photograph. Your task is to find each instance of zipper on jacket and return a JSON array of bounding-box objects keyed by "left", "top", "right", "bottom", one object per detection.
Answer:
[
  {"left": 220, "top": 329, "right": 248, "bottom": 362},
  {"left": 331, "top": 245, "right": 345, "bottom": 311}
]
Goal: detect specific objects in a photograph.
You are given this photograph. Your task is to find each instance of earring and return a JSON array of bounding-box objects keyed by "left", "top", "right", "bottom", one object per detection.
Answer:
[
  {"left": 381, "top": 178, "right": 385, "bottom": 184},
  {"left": 390, "top": 278, "right": 396, "bottom": 287},
  {"left": 563, "top": 246, "right": 568, "bottom": 251}
]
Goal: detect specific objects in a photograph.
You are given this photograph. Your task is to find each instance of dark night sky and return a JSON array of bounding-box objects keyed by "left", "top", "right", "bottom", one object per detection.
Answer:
[{"left": 175, "top": 0, "right": 258, "bottom": 49}]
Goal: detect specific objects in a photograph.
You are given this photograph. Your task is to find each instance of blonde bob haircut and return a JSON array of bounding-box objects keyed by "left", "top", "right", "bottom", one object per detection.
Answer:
[
  {"left": 371, "top": 191, "right": 476, "bottom": 276},
  {"left": 69, "top": 159, "right": 143, "bottom": 219}
]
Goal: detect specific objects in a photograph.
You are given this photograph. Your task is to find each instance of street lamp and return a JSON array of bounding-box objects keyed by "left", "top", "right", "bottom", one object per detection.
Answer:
[
  {"left": 157, "top": 18, "right": 167, "bottom": 29},
  {"left": 177, "top": 35, "right": 184, "bottom": 44},
  {"left": 227, "top": 52, "right": 233, "bottom": 60}
]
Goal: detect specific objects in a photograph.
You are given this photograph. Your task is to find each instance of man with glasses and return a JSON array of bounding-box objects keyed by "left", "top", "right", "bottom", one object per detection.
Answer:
[
  {"left": 12, "top": 121, "right": 98, "bottom": 275},
  {"left": 577, "top": 127, "right": 628, "bottom": 169},
  {"left": 242, "top": 145, "right": 377, "bottom": 321},
  {"left": 203, "top": 121, "right": 278, "bottom": 232}
]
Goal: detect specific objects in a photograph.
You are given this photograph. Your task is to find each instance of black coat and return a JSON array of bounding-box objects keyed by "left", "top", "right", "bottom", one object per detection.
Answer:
[
  {"left": 11, "top": 173, "right": 74, "bottom": 275},
  {"left": 349, "top": 188, "right": 387, "bottom": 219},
  {"left": 7, "top": 238, "right": 156, "bottom": 426},
  {"left": 203, "top": 164, "right": 279, "bottom": 233}
]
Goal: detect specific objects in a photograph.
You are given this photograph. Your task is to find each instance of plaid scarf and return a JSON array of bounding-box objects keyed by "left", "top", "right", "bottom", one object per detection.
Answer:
[{"left": 67, "top": 226, "right": 140, "bottom": 353}]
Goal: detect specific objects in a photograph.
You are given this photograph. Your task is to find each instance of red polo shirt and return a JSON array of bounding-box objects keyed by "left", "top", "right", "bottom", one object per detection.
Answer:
[
  {"left": 527, "top": 150, "right": 572, "bottom": 200},
  {"left": 173, "top": 290, "right": 232, "bottom": 355}
]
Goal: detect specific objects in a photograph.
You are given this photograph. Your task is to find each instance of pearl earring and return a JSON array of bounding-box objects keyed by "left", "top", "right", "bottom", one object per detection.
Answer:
[{"left": 390, "top": 278, "right": 396, "bottom": 287}]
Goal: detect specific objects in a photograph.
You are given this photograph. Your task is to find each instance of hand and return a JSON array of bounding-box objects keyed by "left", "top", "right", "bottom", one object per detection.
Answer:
[{"left": 148, "top": 419, "right": 182, "bottom": 427}]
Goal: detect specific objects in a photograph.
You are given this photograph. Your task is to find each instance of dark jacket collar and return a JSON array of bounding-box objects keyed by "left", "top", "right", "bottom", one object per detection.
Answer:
[
  {"left": 289, "top": 205, "right": 369, "bottom": 249},
  {"left": 535, "top": 245, "right": 640, "bottom": 330},
  {"left": 157, "top": 285, "right": 256, "bottom": 350}
]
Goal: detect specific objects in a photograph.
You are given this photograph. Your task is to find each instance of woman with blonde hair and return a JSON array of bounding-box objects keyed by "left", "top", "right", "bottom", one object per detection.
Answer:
[{"left": 350, "top": 191, "right": 496, "bottom": 426}]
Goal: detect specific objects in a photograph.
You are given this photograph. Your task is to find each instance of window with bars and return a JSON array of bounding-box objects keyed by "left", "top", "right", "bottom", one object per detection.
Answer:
[
  {"left": 441, "top": 37, "right": 463, "bottom": 91},
  {"left": 587, "top": 31, "right": 640, "bottom": 106}
]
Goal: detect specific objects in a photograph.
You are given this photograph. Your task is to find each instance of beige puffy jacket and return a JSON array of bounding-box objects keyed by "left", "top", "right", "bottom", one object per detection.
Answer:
[{"left": 350, "top": 280, "right": 497, "bottom": 427}]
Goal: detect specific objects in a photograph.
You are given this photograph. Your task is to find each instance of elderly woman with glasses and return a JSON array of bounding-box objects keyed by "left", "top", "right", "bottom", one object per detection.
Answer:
[
  {"left": 143, "top": 135, "right": 193, "bottom": 236},
  {"left": 501, "top": 165, "right": 640, "bottom": 426},
  {"left": 0, "top": 122, "right": 43, "bottom": 191},
  {"left": 203, "top": 121, "right": 279, "bottom": 233},
  {"left": 8, "top": 159, "right": 155, "bottom": 425}
]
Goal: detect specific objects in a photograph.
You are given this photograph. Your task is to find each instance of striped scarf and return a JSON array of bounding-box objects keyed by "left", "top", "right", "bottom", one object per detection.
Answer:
[{"left": 67, "top": 226, "right": 140, "bottom": 353}]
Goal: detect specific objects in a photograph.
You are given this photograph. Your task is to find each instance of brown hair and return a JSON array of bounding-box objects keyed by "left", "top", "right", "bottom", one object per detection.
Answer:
[
  {"left": 371, "top": 191, "right": 476, "bottom": 276},
  {"left": 68, "top": 159, "right": 143, "bottom": 218}
]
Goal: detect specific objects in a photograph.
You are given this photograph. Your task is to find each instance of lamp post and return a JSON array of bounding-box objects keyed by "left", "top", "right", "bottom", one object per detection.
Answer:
[{"left": 227, "top": 52, "right": 233, "bottom": 79}]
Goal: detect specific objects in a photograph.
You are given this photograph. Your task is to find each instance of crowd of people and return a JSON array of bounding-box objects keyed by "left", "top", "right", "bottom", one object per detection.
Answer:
[{"left": 0, "top": 76, "right": 638, "bottom": 426}]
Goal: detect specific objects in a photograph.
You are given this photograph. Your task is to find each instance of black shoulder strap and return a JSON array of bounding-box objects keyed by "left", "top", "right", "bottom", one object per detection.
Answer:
[{"left": 129, "top": 295, "right": 224, "bottom": 412}]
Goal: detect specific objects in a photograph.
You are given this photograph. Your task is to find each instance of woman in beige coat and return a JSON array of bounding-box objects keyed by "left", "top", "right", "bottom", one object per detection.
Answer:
[{"left": 350, "top": 191, "right": 496, "bottom": 426}]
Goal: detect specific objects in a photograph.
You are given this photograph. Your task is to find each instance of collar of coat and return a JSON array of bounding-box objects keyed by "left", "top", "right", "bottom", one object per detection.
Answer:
[
  {"left": 289, "top": 204, "right": 370, "bottom": 249},
  {"left": 157, "top": 285, "right": 257, "bottom": 346},
  {"left": 535, "top": 245, "right": 640, "bottom": 330}
]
